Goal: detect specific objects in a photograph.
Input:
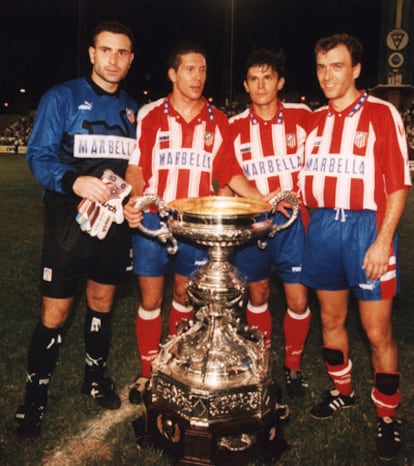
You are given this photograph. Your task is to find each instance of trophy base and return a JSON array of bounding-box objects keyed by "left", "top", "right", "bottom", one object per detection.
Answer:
[{"left": 132, "top": 388, "right": 289, "bottom": 465}]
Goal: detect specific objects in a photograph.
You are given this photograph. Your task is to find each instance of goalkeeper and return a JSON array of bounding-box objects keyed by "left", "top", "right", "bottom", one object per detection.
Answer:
[{"left": 14, "top": 21, "right": 138, "bottom": 438}]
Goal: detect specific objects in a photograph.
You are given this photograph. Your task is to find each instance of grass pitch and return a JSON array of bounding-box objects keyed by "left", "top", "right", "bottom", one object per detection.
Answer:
[{"left": 0, "top": 155, "right": 413, "bottom": 465}]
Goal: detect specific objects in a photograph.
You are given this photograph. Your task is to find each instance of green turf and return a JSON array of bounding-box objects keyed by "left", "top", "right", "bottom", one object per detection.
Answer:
[{"left": 1, "top": 155, "right": 413, "bottom": 465}]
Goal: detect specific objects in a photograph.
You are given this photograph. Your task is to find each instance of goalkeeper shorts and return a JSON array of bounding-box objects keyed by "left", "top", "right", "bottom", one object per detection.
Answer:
[{"left": 39, "top": 204, "right": 133, "bottom": 298}]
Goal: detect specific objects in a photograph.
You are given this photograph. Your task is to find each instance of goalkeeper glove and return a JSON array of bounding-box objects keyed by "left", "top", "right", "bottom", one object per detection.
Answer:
[{"left": 76, "top": 169, "right": 131, "bottom": 239}]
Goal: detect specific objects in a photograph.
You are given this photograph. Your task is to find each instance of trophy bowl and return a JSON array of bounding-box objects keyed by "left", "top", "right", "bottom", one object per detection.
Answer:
[{"left": 167, "top": 196, "right": 275, "bottom": 247}]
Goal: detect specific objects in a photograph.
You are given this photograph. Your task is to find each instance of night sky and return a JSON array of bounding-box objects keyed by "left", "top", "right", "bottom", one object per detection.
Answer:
[{"left": 1, "top": 0, "right": 383, "bottom": 111}]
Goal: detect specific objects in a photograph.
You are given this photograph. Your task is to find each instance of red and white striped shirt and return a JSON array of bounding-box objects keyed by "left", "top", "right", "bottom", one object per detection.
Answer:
[
  {"left": 129, "top": 95, "right": 240, "bottom": 202},
  {"left": 299, "top": 91, "right": 411, "bottom": 212},
  {"left": 229, "top": 101, "right": 311, "bottom": 194}
]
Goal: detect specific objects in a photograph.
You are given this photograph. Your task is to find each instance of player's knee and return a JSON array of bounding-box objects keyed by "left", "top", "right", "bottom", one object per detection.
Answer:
[
  {"left": 320, "top": 312, "right": 344, "bottom": 332},
  {"left": 172, "top": 285, "right": 189, "bottom": 304},
  {"left": 286, "top": 297, "right": 308, "bottom": 314},
  {"left": 366, "top": 326, "right": 394, "bottom": 350},
  {"left": 141, "top": 297, "right": 163, "bottom": 311},
  {"left": 248, "top": 283, "right": 270, "bottom": 306}
]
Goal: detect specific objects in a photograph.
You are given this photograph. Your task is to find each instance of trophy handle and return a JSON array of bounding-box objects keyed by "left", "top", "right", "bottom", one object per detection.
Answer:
[
  {"left": 133, "top": 193, "right": 178, "bottom": 254},
  {"left": 257, "top": 191, "right": 299, "bottom": 250},
  {"left": 268, "top": 191, "right": 299, "bottom": 236}
]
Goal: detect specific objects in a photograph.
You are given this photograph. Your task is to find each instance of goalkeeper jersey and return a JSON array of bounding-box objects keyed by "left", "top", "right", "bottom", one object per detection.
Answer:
[{"left": 27, "top": 77, "right": 138, "bottom": 207}]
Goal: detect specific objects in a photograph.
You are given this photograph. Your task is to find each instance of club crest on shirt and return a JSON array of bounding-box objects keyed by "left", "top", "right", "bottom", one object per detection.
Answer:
[
  {"left": 204, "top": 132, "right": 214, "bottom": 147},
  {"left": 286, "top": 134, "right": 297, "bottom": 149},
  {"left": 125, "top": 108, "right": 136, "bottom": 124},
  {"left": 354, "top": 131, "right": 368, "bottom": 149}
]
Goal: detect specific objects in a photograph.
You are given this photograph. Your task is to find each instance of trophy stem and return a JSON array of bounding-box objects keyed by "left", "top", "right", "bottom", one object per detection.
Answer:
[
  {"left": 208, "top": 244, "right": 231, "bottom": 263},
  {"left": 186, "top": 244, "right": 246, "bottom": 310}
]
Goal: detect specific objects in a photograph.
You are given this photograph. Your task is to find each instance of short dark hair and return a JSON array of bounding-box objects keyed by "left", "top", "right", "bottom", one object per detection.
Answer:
[
  {"left": 315, "top": 33, "right": 363, "bottom": 67},
  {"left": 167, "top": 42, "right": 207, "bottom": 71},
  {"left": 244, "top": 48, "right": 286, "bottom": 79},
  {"left": 91, "top": 21, "right": 135, "bottom": 52}
]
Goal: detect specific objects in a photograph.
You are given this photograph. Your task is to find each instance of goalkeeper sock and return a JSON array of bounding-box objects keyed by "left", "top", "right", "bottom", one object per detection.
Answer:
[
  {"left": 25, "top": 322, "right": 63, "bottom": 407},
  {"left": 84, "top": 307, "right": 112, "bottom": 379}
]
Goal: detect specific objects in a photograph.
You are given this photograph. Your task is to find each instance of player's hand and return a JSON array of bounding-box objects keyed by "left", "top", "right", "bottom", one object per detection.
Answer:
[
  {"left": 76, "top": 170, "right": 131, "bottom": 239},
  {"left": 265, "top": 189, "right": 298, "bottom": 218},
  {"left": 123, "top": 196, "right": 144, "bottom": 228},
  {"left": 72, "top": 175, "right": 112, "bottom": 204},
  {"left": 362, "top": 240, "right": 390, "bottom": 281}
]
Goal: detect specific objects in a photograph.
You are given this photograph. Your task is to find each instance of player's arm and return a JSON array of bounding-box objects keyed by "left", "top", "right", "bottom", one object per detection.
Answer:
[
  {"left": 125, "top": 164, "right": 145, "bottom": 197},
  {"left": 363, "top": 104, "right": 412, "bottom": 280},
  {"left": 123, "top": 111, "right": 147, "bottom": 230},
  {"left": 226, "top": 174, "right": 263, "bottom": 200},
  {"left": 26, "top": 89, "right": 79, "bottom": 194},
  {"left": 217, "top": 184, "right": 234, "bottom": 196},
  {"left": 363, "top": 188, "right": 409, "bottom": 280}
]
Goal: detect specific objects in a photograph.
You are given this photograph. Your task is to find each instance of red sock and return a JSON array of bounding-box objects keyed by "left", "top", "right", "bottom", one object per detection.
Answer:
[
  {"left": 283, "top": 307, "right": 311, "bottom": 371},
  {"left": 371, "top": 372, "right": 401, "bottom": 418},
  {"left": 246, "top": 301, "right": 272, "bottom": 349},
  {"left": 168, "top": 300, "right": 194, "bottom": 336},
  {"left": 135, "top": 307, "right": 162, "bottom": 378},
  {"left": 324, "top": 347, "right": 353, "bottom": 396}
]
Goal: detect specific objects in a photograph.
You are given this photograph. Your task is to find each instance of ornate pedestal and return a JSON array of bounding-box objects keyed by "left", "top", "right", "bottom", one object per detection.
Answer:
[{"left": 132, "top": 195, "right": 298, "bottom": 465}]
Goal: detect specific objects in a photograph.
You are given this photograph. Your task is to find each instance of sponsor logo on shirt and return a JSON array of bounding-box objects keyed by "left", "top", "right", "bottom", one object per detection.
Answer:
[
  {"left": 74, "top": 134, "right": 135, "bottom": 160},
  {"left": 242, "top": 154, "right": 301, "bottom": 179},
  {"left": 156, "top": 150, "right": 212, "bottom": 170},
  {"left": 303, "top": 154, "right": 365, "bottom": 176}
]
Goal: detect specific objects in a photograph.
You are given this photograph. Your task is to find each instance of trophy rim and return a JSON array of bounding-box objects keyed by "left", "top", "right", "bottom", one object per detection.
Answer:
[{"left": 168, "top": 196, "right": 272, "bottom": 223}]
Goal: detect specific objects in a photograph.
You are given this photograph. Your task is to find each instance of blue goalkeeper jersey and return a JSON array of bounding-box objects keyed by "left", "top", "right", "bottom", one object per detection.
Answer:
[{"left": 27, "top": 77, "right": 138, "bottom": 207}]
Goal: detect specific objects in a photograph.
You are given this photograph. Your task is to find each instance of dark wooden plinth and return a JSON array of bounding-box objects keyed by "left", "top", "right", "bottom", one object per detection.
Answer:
[{"left": 133, "top": 400, "right": 288, "bottom": 466}]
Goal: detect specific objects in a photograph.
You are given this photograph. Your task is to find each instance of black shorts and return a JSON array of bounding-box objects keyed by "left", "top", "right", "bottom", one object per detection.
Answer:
[{"left": 40, "top": 204, "right": 133, "bottom": 298}]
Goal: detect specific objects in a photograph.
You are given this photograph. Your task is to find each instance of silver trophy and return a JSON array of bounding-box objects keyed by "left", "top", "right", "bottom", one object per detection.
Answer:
[{"left": 132, "top": 193, "right": 298, "bottom": 464}]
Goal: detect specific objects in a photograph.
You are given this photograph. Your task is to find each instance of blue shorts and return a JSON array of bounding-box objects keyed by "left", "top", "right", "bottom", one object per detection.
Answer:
[
  {"left": 131, "top": 213, "right": 208, "bottom": 277},
  {"left": 234, "top": 211, "right": 306, "bottom": 284},
  {"left": 301, "top": 208, "right": 399, "bottom": 301}
]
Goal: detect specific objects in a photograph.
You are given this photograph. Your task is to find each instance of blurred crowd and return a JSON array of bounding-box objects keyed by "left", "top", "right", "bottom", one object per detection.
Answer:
[
  {"left": 0, "top": 113, "right": 34, "bottom": 147},
  {"left": 402, "top": 106, "right": 414, "bottom": 159}
]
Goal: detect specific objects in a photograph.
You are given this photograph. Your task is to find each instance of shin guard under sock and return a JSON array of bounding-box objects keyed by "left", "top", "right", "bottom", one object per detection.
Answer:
[
  {"left": 371, "top": 372, "right": 401, "bottom": 418},
  {"left": 323, "top": 347, "right": 353, "bottom": 396}
]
